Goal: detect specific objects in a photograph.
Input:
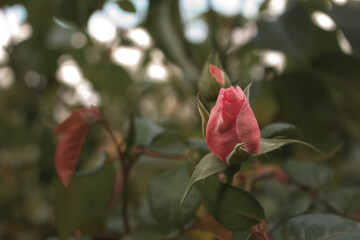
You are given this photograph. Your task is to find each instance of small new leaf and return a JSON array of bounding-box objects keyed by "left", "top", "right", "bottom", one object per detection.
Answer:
[{"left": 55, "top": 106, "right": 103, "bottom": 187}]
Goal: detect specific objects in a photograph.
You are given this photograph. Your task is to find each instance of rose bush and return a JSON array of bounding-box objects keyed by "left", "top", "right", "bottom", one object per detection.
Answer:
[{"left": 206, "top": 86, "right": 261, "bottom": 162}]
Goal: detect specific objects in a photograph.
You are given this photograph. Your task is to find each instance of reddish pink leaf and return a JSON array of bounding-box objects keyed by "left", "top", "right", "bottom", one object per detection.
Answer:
[
  {"left": 55, "top": 106, "right": 102, "bottom": 135},
  {"left": 209, "top": 64, "right": 225, "bottom": 87},
  {"left": 55, "top": 106, "right": 103, "bottom": 187}
]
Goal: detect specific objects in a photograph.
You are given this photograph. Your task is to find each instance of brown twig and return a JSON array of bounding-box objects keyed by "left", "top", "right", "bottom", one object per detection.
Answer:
[
  {"left": 291, "top": 180, "right": 360, "bottom": 222},
  {"left": 101, "top": 120, "right": 130, "bottom": 233},
  {"left": 101, "top": 120, "right": 126, "bottom": 173},
  {"left": 137, "top": 147, "right": 188, "bottom": 161},
  {"left": 240, "top": 163, "right": 360, "bottom": 223}
]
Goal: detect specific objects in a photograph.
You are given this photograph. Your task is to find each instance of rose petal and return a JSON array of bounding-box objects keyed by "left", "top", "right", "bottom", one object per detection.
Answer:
[
  {"left": 206, "top": 86, "right": 260, "bottom": 161},
  {"left": 235, "top": 97, "right": 260, "bottom": 154}
]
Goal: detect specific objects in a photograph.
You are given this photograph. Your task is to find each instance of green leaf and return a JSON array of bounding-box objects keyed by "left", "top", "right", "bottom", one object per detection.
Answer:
[
  {"left": 148, "top": 163, "right": 201, "bottom": 230},
  {"left": 55, "top": 162, "right": 116, "bottom": 240},
  {"left": 232, "top": 230, "right": 252, "bottom": 240},
  {"left": 275, "top": 214, "right": 360, "bottom": 240},
  {"left": 260, "top": 123, "right": 299, "bottom": 138},
  {"left": 197, "top": 93, "right": 210, "bottom": 139},
  {"left": 84, "top": 61, "right": 133, "bottom": 98},
  {"left": 284, "top": 159, "right": 334, "bottom": 190},
  {"left": 199, "top": 54, "right": 231, "bottom": 100},
  {"left": 77, "top": 217, "right": 107, "bottom": 237},
  {"left": 252, "top": 138, "right": 323, "bottom": 157},
  {"left": 319, "top": 187, "right": 360, "bottom": 214},
  {"left": 197, "top": 177, "right": 265, "bottom": 231},
  {"left": 271, "top": 192, "right": 312, "bottom": 225},
  {"left": 149, "top": 132, "right": 188, "bottom": 155},
  {"left": 178, "top": 153, "right": 226, "bottom": 211},
  {"left": 226, "top": 143, "right": 250, "bottom": 165},
  {"left": 118, "top": 0, "right": 136, "bottom": 13},
  {"left": 134, "top": 117, "right": 164, "bottom": 146}
]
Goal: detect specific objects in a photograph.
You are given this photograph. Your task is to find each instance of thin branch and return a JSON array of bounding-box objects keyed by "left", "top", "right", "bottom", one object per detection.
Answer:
[
  {"left": 101, "top": 120, "right": 127, "bottom": 173},
  {"left": 291, "top": 180, "right": 360, "bottom": 222},
  {"left": 137, "top": 147, "right": 188, "bottom": 161},
  {"left": 240, "top": 164, "right": 360, "bottom": 223},
  {"left": 101, "top": 120, "right": 130, "bottom": 233}
]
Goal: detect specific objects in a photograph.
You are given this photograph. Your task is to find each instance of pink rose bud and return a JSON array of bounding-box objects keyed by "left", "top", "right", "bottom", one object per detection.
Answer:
[
  {"left": 206, "top": 86, "right": 260, "bottom": 162},
  {"left": 209, "top": 64, "right": 225, "bottom": 87}
]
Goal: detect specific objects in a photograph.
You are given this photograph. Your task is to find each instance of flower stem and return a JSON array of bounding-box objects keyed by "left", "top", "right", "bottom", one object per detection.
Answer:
[{"left": 224, "top": 164, "right": 241, "bottom": 184}]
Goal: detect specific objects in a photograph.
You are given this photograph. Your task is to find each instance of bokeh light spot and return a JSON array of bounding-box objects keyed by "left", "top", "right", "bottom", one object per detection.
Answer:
[
  {"left": 88, "top": 11, "right": 117, "bottom": 44},
  {"left": 311, "top": 11, "right": 336, "bottom": 31},
  {"left": 184, "top": 19, "right": 209, "bottom": 44},
  {"left": 0, "top": 66, "right": 15, "bottom": 89},
  {"left": 70, "top": 32, "right": 87, "bottom": 49}
]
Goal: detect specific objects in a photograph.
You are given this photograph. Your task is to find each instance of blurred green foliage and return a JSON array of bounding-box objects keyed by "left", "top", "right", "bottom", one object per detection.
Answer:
[{"left": 1, "top": 0, "right": 360, "bottom": 239}]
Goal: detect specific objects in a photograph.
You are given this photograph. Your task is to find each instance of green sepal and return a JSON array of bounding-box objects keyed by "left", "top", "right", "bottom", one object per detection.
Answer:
[
  {"left": 197, "top": 93, "right": 209, "bottom": 139},
  {"left": 226, "top": 143, "right": 250, "bottom": 165},
  {"left": 243, "top": 82, "right": 253, "bottom": 101}
]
